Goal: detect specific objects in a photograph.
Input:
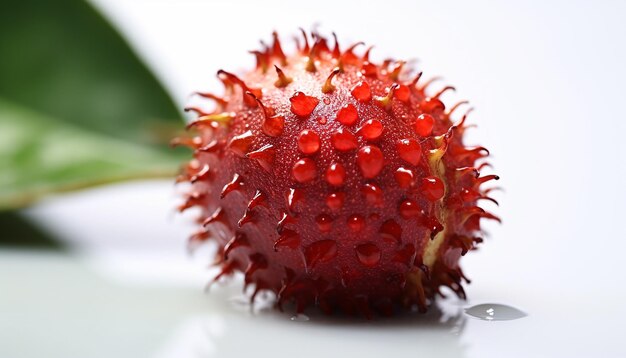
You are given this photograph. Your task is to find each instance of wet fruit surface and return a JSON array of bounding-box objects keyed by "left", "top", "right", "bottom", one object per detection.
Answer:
[{"left": 176, "top": 31, "right": 499, "bottom": 316}]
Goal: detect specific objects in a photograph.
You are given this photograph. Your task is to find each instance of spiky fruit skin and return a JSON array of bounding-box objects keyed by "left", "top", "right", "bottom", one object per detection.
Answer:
[{"left": 176, "top": 32, "right": 499, "bottom": 315}]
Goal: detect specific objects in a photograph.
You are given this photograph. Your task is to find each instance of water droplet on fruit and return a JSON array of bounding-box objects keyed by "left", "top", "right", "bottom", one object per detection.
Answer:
[
  {"left": 394, "top": 167, "right": 414, "bottom": 188},
  {"left": 465, "top": 304, "right": 527, "bottom": 321},
  {"left": 347, "top": 214, "right": 365, "bottom": 232},
  {"left": 316, "top": 214, "right": 333, "bottom": 232},
  {"left": 298, "top": 129, "right": 321, "bottom": 154},
  {"left": 380, "top": 219, "right": 402, "bottom": 243},
  {"left": 325, "top": 162, "right": 346, "bottom": 186},
  {"left": 392, "top": 243, "right": 416, "bottom": 265},
  {"left": 357, "top": 145, "right": 384, "bottom": 178},
  {"left": 394, "top": 84, "right": 410, "bottom": 102},
  {"left": 355, "top": 243, "right": 381, "bottom": 267},
  {"left": 336, "top": 104, "right": 358, "bottom": 125},
  {"left": 262, "top": 116, "right": 285, "bottom": 137},
  {"left": 305, "top": 240, "right": 338, "bottom": 268},
  {"left": 351, "top": 81, "right": 372, "bottom": 102},
  {"left": 422, "top": 216, "right": 444, "bottom": 239},
  {"left": 326, "top": 192, "right": 345, "bottom": 211},
  {"left": 397, "top": 138, "right": 422, "bottom": 165},
  {"left": 422, "top": 176, "right": 445, "bottom": 201},
  {"left": 331, "top": 128, "right": 358, "bottom": 151},
  {"left": 421, "top": 97, "right": 445, "bottom": 113},
  {"left": 292, "top": 158, "right": 317, "bottom": 183},
  {"left": 399, "top": 199, "right": 420, "bottom": 218},
  {"left": 290, "top": 92, "right": 319, "bottom": 117},
  {"left": 357, "top": 119, "right": 383, "bottom": 140},
  {"left": 415, "top": 113, "right": 434, "bottom": 137},
  {"left": 361, "top": 62, "right": 377, "bottom": 77},
  {"left": 323, "top": 97, "right": 331, "bottom": 105},
  {"left": 361, "top": 183, "right": 383, "bottom": 206},
  {"left": 460, "top": 187, "right": 481, "bottom": 202},
  {"left": 318, "top": 116, "right": 328, "bottom": 124}
]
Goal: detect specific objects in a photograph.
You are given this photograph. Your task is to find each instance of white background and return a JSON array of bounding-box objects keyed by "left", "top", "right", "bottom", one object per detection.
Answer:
[{"left": 2, "top": 1, "right": 626, "bottom": 357}]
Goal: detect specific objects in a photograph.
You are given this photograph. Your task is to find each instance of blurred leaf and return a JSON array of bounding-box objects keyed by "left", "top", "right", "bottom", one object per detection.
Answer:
[
  {"left": 0, "top": 0, "right": 187, "bottom": 210},
  {"left": 0, "top": 99, "right": 181, "bottom": 209}
]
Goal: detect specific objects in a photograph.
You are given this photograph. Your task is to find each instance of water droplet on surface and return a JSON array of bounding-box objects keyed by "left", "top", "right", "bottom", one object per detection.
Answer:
[
  {"left": 315, "top": 214, "right": 333, "bottom": 232},
  {"left": 379, "top": 219, "right": 402, "bottom": 243},
  {"left": 347, "top": 214, "right": 365, "bottom": 232},
  {"left": 397, "top": 138, "right": 422, "bottom": 165},
  {"left": 290, "top": 313, "right": 310, "bottom": 322},
  {"left": 421, "top": 97, "right": 445, "bottom": 113},
  {"left": 357, "top": 145, "right": 384, "bottom": 178},
  {"left": 361, "top": 62, "right": 377, "bottom": 77},
  {"left": 355, "top": 243, "right": 381, "bottom": 267},
  {"left": 317, "top": 116, "right": 328, "bottom": 124},
  {"left": 336, "top": 104, "right": 359, "bottom": 126},
  {"left": 351, "top": 81, "right": 372, "bottom": 102},
  {"left": 357, "top": 119, "right": 383, "bottom": 140},
  {"left": 422, "top": 176, "right": 445, "bottom": 201},
  {"left": 394, "top": 84, "right": 410, "bottom": 102},
  {"left": 422, "top": 216, "right": 444, "bottom": 239},
  {"left": 326, "top": 192, "right": 345, "bottom": 211},
  {"left": 392, "top": 243, "right": 416, "bottom": 265},
  {"left": 331, "top": 128, "right": 358, "bottom": 152},
  {"left": 298, "top": 129, "right": 321, "bottom": 154},
  {"left": 292, "top": 158, "right": 317, "bottom": 183},
  {"left": 394, "top": 167, "right": 414, "bottom": 188},
  {"left": 323, "top": 97, "right": 331, "bottom": 105},
  {"left": 465, "top": 304, "right": 527, "bottom": 321},
  {"left": 361, "top": 183, "right": 383, "bottom": 205},
  {"left": 415, "top": 113, "right": 434, "bottom": 137},
  {"left": 325, "top": 162, "right": 346, "bottom": 186},
  {"left": 460, "top": 187, "right": 478, "bottom": 202},
  {"left": 290, "top": 92, "right": 319, "bottom": 117},
  {"left": 399, "top": 199, "right": 420, "bottom": 218}
]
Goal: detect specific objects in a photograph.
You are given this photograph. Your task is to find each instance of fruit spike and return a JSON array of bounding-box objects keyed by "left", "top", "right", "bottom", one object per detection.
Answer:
[
  {"left": 177, "top": 30, "right": 499, "bottom": 316},
  {"left": 246, "top": 144, "right": 276, "bottom": 172},
  {"left": 274, "top": 65, "right": 292, "bottom": 88},
  {"left": 322, "top": 68, "right": 340, "bottom": 93}
]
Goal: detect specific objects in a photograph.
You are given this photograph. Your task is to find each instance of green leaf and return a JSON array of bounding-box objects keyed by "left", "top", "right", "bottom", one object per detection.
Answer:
[
  {"left": 0, "top": 0, "right": 187, "bottom": 210},
  {"left": 0, "top": 99, "right": 181, "bottom": 209}
]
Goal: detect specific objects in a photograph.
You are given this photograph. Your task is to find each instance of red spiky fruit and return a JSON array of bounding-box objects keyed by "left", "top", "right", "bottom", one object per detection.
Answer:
[{"left": 175, "top": 31, "right": 500, "bottom": 316}]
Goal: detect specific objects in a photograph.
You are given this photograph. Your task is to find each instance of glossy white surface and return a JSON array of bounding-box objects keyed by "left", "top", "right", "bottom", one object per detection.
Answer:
[
  {"left": 3, "top": 0, "right": 626, "bottom": 357},
  {"left": 1, "top": 181, "right": 624, "bottom": 358}
]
